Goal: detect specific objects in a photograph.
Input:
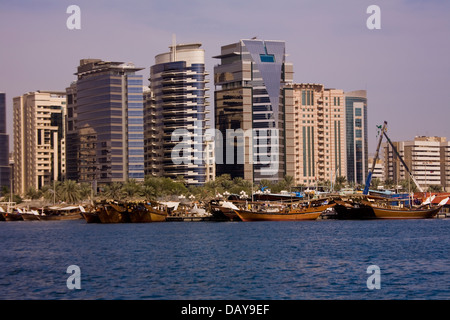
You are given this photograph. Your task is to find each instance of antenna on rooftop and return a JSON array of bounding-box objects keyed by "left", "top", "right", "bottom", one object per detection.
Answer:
[{"left": 172, "top": 34, "right": 177, "bottom": 62}]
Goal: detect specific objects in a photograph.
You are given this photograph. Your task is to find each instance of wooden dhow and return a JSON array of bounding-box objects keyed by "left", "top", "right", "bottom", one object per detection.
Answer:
[
  {"left": 234, "top": 199, "right": 334, "bottom": 221},
  {"left": 362, "top": 197, "right": 447, "bottom": 219}
]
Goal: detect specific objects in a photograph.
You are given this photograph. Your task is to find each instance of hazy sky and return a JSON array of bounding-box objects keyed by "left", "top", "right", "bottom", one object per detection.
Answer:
[{"left": 1, "top": 0, "right": 449, "bottom": 153}]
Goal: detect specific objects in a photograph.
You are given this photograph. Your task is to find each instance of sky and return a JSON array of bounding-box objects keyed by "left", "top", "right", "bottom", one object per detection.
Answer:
[{"left": 1, "top": 0, "right": 450, "bottom": 154}]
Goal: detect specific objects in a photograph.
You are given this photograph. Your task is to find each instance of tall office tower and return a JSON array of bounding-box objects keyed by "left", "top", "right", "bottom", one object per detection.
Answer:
[
  {"left": 290, "top": 84, "right": 346, "bottom": 186},
  {"left": 213, "top": 38, "right": 294, "bottom": 183},
  {"left": 66, "top": 59, "right": 145, "bottom": 185},
  {"left": 383, "top": 136, "right": 444, "bottom": 189},
  {"left": 0, "top": 92, "right": 11, "bottom": 194},
  {"left": 65, "top": 82, "right": 78, "bottom": 182},
  {"left": 345, "top": 90, "right": 368, "bottom": 185},
  {"left": 147, "top": 43, "right": 210, "bottom": 186},
  {"left": 13, "top": 91, "right": 66, "bottom": 195}
]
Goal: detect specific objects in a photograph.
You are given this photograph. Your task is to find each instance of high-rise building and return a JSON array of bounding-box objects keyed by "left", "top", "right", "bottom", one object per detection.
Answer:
[
  {"left": 290, "top": 83, "right": 346, "bottom": 186},
  {"left": 213, "top": 38, "right": 294, "bottom": 183},
  {"left": 66, "top": 59, "right": 145, "bottom": 185},
  {"left": 0, "top": 92, "right": 11, "bottom": 194},
  {"left": 345, "top": 90, "right": 368, "bottom": 185},
  {"left": 146, "top": 43, "right": 211, "bottom": 185},
  {"left": 13, "top": 91, "right": 66, "bottom": 195}
]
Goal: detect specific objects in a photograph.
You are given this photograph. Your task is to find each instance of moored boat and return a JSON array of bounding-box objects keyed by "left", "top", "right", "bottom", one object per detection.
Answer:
[
  {"left": 80, "top": 205, "right": 101, "bottom": 223},
  {"left": 234, "top": 200, "right": 334, "bottom": 222},
  {"left": 97, "top": 202, "right": 131, "bottom": 223},
  {"left": 2, "top": 211, "right": 23, "bottom": 221},
  {"left": 20, "top": 208, "right": 41, "bottom": 221},
  {"left": 210, "top": 200, "right": 242, "bottom": 221},
  {"left": 142, "top": 202, "right": 168, "bottom": 222},
  {"left": 40, "top": 205, "right": 83, "bottom": 221},
  {"left": 369, "top": 204, "right": 442, "bottom": 219}
]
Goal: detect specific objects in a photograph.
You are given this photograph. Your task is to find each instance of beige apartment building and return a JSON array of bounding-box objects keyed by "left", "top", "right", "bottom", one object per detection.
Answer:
[
  {"left": 13, "top": 91, "right": 66, "bottom": 195},
  {"left": 290, "top": 83, "right": 346, "bottom": 186},
  {"left": 383, "top": 136, "right": 446, "bottom": 190}
]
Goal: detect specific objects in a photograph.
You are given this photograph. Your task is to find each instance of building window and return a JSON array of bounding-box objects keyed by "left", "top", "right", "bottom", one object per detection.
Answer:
[{"left": 260, "top": 54, "right": 275, "bottom": 63}]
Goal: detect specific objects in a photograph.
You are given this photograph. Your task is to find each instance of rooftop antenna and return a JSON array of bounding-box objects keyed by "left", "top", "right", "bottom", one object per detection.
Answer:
[{"left": 172, "top": 34, "right": 177, "bottom": 62}]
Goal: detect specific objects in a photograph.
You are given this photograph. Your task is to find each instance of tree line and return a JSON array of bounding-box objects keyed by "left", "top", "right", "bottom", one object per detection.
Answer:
[{"left": 0, "top": 174, "right": 443, "bottom": 205}]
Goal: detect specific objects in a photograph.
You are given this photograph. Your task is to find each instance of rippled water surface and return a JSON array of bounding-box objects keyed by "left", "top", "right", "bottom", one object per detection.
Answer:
[{"left": 0, "top": 219, "right": 449, "bottom": 299}]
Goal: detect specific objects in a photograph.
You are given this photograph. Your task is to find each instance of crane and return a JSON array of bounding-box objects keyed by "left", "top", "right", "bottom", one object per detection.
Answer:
[{"left": 363, "top": 121, "right": 424, "bottom": 195}]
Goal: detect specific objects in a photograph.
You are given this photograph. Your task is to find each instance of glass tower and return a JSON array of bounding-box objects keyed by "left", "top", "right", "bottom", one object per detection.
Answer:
[
  {"left": 213, "top": 39, "right": 294, "bottom": 183},
  {"left": 67, "top": 59, "right": 145, "bottom": 184},
  {"left": 0, "top": 92, "right": 10, "bottom": 194},
  {"left": 345, "top": 90, "right": 368, "bottom": 185}
]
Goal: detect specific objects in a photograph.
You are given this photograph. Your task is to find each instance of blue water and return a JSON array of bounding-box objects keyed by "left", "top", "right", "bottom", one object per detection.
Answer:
[{"left": 0, "top": 219, "right": 449, "bottom": 300}]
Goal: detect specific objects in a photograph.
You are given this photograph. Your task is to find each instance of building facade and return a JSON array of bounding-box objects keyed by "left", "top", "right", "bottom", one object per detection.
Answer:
[
  {"left": 345, "top": 90, "right": 368, "bottom": 186},
  {"left": 13, "top": 91, "right": 66, "bottom": 195},
  {"left": 147, "top": 43, "right": 211, "bottom": 185},
  {"left": 383, "top": 136, "right": 445, "bottom": 190},
  {"left": 213, "top": 38, "right": 295, "bottom": 184},
  {"left": 0, "top": 92, "right": 11, "bottom": 194},
  {"left": 440, "top": 140, "right": 450, "bottom": 191},
  {"left": 66, "top": 59, "right": 145, "bottom": 185},
  {"left": 290, "top": 83, "right": 346, "bottom": 186}
]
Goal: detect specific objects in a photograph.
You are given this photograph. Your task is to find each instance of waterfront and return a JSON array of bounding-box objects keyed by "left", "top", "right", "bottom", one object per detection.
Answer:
[{"left": 0, "top": 219, "right": 449, "bottom": 300}]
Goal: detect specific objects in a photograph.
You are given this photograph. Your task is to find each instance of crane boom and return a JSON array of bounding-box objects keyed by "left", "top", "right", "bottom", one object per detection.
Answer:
[
  {"left": 363, "top": 121, "right": 424, "bottom": 195},
  {"left": 363, "top": 121, "right": 387, "bottom": 195},
  {"left": 382, "top": 130, "right": 424, "bottom": 193}
]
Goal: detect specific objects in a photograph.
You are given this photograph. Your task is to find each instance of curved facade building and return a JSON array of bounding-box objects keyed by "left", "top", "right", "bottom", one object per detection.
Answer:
[{"left": 147, "top": 43, "right": 210, "bottom": 185}]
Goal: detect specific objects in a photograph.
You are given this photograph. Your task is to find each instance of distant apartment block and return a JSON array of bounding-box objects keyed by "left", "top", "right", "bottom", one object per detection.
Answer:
[
  {"left": 383, "top": 136, "right": 445, "bottom": 190},
  {"left": 440, "top": 140, "right": 450, "bottom": 191},
  {"left": 13, "top": 91, "right": 66, "bottom": 195},
  {"left": 368, "top": 157, "right": 385, "bottom": 181},
  {"left": 289, "top": 83, "right": 346, "bottom": 186},
  {"left": 0, "top": 92, "right": 11, "bottom": 193},
  {"left": 146, "top": 43, "right": 212, "bottom": 185},
  {"left": 213, "top": 38, "right": 295, "bottom": 183},
  {"left": 66, "top": 59, "right": 145, "bottom": 185}
]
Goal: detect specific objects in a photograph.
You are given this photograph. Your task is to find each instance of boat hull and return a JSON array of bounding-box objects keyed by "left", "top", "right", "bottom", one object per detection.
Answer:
[
  {"left": 211, "top": 204, "right": 241, "bottom": 221},
  {"left": 97, "top": 204, "right": 130, "bottom": 223},
  {"left": 234, "top": 204, "right": 331, "bottom": 221},
  {"left": 81, "top": 211, "right": 101, "bottom": 223},
  {"left": 142, "top": 204, "right": 167, "bottom": 222},
  {"left": 40, "top": 212, "right": 82, "bottom": 221},
  {"left": 3, "top": 213, "right": 23, "bottom": 221},
  {"left": 130, "top": 208, "right": 167, "bottom": 222},
  {"left": 371, "top": 205, "right": 442, "bottom": 219},
  {"left": 21, "top": 213, "right": 40, "bottom": 221},
  {"left": 333, "top": 200, "right": 375, "bottom": 219}
]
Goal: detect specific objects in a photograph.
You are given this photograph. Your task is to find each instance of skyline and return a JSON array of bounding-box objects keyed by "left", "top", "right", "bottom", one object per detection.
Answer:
[{"left": 1, "top": 0, "right": 450, "bottom": 154}]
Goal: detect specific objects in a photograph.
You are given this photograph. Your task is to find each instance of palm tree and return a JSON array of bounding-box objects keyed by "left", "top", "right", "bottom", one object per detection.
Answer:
[
  {"left": 104, "top": 182, "right": 125, "bottom": 200},
  {"left": 58, "top": 180, "right": 81, "bottom": 204},
  {"left": 334, "top": 176, "right": 347, "bottom": 191},
  {"left": 428, "top": 184, "right": 443, "bottom": 193},
  {"left": 122, "top": 179, "right": 142, "bottom": 200},
  {"left": 283, "top": 175, "right": 295, "bottom": 190},
  {"left": 79, "top": 183, "right": 93, "bottom": 201},
  {"left": 25, "top": 187, "right": 42, "bottom": 200}
]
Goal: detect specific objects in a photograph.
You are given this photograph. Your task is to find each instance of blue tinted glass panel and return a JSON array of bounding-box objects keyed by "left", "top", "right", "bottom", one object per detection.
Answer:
[{"left": 260, "top": 54, "right": 275, "bottom": 63}]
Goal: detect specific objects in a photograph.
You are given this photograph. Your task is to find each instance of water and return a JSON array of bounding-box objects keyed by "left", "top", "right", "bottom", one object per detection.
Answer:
[{"left": 0, "top": 219, "right": 449, "bottom": 300}]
